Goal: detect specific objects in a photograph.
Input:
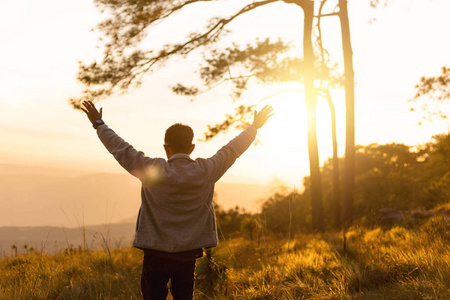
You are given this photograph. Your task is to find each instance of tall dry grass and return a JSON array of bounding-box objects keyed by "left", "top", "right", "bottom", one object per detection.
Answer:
[
  {"left": 198, "top": 216, "right": 450, "bottom": 299},
  {"left": 0, "top": 248, "right": 142, "bottom": 299},
  {"left": 0, "top": 216, "right": 449, "bottom": 299}
]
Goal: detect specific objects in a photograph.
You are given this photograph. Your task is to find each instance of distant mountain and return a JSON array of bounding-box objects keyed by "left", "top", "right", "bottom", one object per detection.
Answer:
[
  {"left": 0, "top": 165, "right": 270, "bottom": 227},
  {"left": 0, "top": 222, "right": 136, "bottom": 256},
  {"left": 0, "top": 167, "right": 142, "bottom": 227},
  {"left": 214, "top": 182, "right": 270, "bottom": 212}
]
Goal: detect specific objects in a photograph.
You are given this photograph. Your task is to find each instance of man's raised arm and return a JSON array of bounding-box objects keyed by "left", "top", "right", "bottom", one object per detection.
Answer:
[
  {"left": 205, "top": 105, "right": 274, "bottom": 182},
  {"left": 81, "top": 101, "right": 152, "bottom": 180}
]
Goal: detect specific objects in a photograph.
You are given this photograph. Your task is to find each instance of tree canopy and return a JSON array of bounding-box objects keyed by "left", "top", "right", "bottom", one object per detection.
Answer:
[
  {"left": 70, "top": 0, "right": 284, "bottom": 110},
  {"left": 410, "top": 66, "right": 450, "bottom": 125},
  {"left": 71, "top": 0, "right": 345, "bottom": 138},
  {"left": 260, "top": 133, "right": 450, "bottom": 233}
]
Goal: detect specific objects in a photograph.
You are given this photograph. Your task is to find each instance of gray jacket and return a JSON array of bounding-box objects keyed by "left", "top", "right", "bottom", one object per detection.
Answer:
[{"left": 97, "top": 124, "right": 257, "bottom": 252}]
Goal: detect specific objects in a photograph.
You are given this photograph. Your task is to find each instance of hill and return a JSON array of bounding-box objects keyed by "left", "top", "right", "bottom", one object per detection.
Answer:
[
  {"left": 0, "top": 164, "right": 270, "bottom": 227},
  {"left": 0, "top": 222, "right": 135, "bottom": 257}
]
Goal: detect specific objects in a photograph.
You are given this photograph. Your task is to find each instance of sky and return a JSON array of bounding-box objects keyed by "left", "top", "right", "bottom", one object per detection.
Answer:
[{"left": 0, "top": 0, "right": 449, "bottom": 188}]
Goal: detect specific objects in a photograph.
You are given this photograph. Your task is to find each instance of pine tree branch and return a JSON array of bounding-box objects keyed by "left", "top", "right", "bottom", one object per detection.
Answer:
[{"left": 72, "top": 0, "right": 281, "bottom": 107}]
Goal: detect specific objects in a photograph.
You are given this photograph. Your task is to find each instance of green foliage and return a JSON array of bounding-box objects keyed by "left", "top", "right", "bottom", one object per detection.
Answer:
[
  {"left": 260, "top": 191, "right": 311, "bottom": 236},
  {"left": 298, "top": 133, "right": 450, "bottom": 226},
  {"left": 352, "top": 143, "right": 421, "bottom": 212},
  {"left": 214, "top": 200, "right": 261, "bottom": 240},
  {"left": 423, "top": 172, "right": 450, "bottom": 208}
]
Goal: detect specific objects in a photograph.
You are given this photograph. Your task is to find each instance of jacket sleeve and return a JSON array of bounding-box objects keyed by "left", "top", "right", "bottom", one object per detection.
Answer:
[
  {"left": 96, "top": 124, "right": 153, "bottom": 180},
  {"left": 205, "top": 126, "right": 257, "bottom": 182}
]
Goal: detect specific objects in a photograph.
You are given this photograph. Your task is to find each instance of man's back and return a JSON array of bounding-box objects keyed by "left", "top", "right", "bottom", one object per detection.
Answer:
[
  {"left": 96, "top": 124, "right": 258, "bottom": 252},
  {"left": 81, "top": 100, "right": 273, "bottom": 299}
]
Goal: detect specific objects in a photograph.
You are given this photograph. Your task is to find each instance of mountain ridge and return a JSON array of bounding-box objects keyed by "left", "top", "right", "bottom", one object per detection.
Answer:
[{"left": 0, "top": 165, "right": 271, "bottom": 227}]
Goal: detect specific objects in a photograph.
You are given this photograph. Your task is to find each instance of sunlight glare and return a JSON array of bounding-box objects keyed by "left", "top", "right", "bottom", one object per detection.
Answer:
[
  {"left": 258, "top": 90, "right": 307, "bottom": 148},
  {"left": 257, "top": 90, "right": 342, "bottom": 154},
  {"left": 255, "top": 89, "right": 345, "bottom": 178}
]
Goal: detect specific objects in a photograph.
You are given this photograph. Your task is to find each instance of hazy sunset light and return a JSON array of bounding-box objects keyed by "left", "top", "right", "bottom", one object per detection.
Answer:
[
  {"left": 0, "top": 1, "right": 449, "bottom": 298},
  {"left": 0, "top": 0, "right": 448, "bottom": 223}
]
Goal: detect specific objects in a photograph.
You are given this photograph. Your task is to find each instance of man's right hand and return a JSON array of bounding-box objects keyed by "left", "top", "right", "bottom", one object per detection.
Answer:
[{"left": 251, "top": 105, "right": 274, "bottom": 129}]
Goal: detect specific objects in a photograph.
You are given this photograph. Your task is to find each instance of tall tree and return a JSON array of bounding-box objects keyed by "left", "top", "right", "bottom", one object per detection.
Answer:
[
  {"left": 316, "top": 0, "right": 356, "bottom": 226},
  {"left": 338, "top": 0, "right": 355, "bottom": 226},
  {"left": 292, "top": 0, "right": 325, "bottom": 231},
  {"left": 71, "top": 0, "right": 334, "bottom": 230},
  {"left": 324, "top": 89, "right": 341, "bottom": 226},
  {"left": 316, "top": 0, "right": 341, "bottom": 227}
]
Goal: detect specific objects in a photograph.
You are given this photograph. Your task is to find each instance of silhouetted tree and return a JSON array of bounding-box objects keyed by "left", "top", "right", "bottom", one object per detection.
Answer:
[
  {"left": 71, "top": 0, "right": 342, "bottom": 231},
  {"left": 318, "top": 134, "right": 450, "bottom": 224},
  {"left": 261, "top": 190, "right": 311, "bottom": 235},
  {"left": 338, "top": 0, "right": 355, "bottom": 226},
  {"left": 316, "top": 0, "right": 356, "bottom": 227}
]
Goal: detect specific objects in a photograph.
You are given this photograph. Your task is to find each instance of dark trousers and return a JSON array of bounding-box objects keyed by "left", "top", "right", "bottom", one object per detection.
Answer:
[{"left": 141, "top": 253, "right": 196, "bottom": 300}]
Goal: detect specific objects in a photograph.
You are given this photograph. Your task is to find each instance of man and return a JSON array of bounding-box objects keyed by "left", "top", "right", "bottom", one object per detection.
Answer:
[{"left": 81, "top": 100, "right": 273, "bottom": 300}]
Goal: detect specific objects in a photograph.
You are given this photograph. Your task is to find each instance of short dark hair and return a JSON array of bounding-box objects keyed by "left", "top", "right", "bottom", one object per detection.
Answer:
[{"left": 164, "top": 123, "right": 194, "bottom": 153}]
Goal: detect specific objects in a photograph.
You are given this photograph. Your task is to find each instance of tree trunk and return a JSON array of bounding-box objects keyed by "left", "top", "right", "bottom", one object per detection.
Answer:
[
  {"left": 285, "top": 0, "right": 324, "bottom": 231},
  {"left": 339, "top": 0, "right": 355, "bottom": 225},
  {"left": 299, "top": 0, "right": 325, "bottom": 231},
  {"left": 325, "top": 90, "right": 341, "bottom": 227}
]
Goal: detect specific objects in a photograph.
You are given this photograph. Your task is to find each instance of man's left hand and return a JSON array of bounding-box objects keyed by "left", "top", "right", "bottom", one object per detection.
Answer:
[{"left": 81, "top": 100, "right": 103, "bottom": 125}]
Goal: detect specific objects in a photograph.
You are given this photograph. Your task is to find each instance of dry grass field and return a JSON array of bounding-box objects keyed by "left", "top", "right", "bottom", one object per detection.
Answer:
[{"left": 1, "top": 215, "right": 449, "bottom": 299}]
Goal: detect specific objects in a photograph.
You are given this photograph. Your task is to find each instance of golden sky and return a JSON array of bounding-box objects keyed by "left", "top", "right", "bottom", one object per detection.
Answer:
[{"left": 0, "top": 0, "right": 449, "bottom": 187}]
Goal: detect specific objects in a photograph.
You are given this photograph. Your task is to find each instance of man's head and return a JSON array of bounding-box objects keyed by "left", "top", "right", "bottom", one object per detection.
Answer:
[{"left": 164, "top": 123, "right": 195, "bottom": 158}]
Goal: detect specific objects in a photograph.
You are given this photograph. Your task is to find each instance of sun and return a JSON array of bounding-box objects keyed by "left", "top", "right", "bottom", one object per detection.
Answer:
[
  {"left": 258, "top": 90, "right": 342, "bottom": 141},
  {"left": 238, "top": 89, "right": 346, "bottom": 186},
  {"left": 258, "top": 91, "right": 307, "bottom": 146},
  {"left": 255, "top": 89, "right": 345, "bottom": 167}
]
